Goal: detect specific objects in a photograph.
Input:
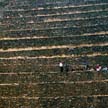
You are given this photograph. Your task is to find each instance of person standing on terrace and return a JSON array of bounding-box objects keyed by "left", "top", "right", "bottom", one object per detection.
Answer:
[
  {"left": 95, "top": 64, "right": 102, "bottom": 72},
  {"left": 102, "top": 66, "right": 108, "bottom": 73},
  {"left": 59, "top": 62, "right": 63, "bottom": 73},
  {"left": 64, "top": 62, "right": 69, "bottom": 76}
]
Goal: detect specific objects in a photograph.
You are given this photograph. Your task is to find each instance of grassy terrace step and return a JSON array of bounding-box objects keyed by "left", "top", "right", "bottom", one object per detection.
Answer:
[
  {"left": 0, "top": 45, "right": 108, "bottom": 58},
  {"left": 0, "top": 81, "right": 108, "bottom": 97},
  {"left": 2, "top": 24, "right": 108, "bottom": 37},
  {"left": 8, "top": 3, "right": 108, "bottom": 13},
  {"left": 0, "top": 56, "right": 108, "bottom": 72},
  {"left": 29, "top": 0, "right": 108, "bottom": 4},
  {"left": 1, "top": 98, "right": 39, "bottom": 108},
  {"left": 69, "top": 46, "right": 108, "bottom": 55},
  {"left": 4, "top": 3, "right": 108, "bottom": 17},
  {"left": 3, "top": 24, "right": 108, "bottom": 37},
  {"left": 0, "top": 98, "right": 39, "bottom": 108},
  {"left": 1, "top": 30, "right": 108, "bottom": 38},
  {"left": 0, "top": 57, "right": 76, "bottom": 66},
  {"left": 0, "top": 71, "right": 108, "bottom": 83},
  {"left": 8, "top": 0, "right": 108, "bottom": 9},
  {"left": 39, "top": 96, "right": 108, "bottom": 108},
  {"left": 2, "top": 17, "right": 108, "bottom": 30},
  {"left": 0, "top": 84, "right": 39, "bottom": 97},
  {"left": 3, "top": 23, "right": 108, "bottom": 32},
  {"left": 0, "top": 55, "right": 107, "bottom": 65},
  {"left": 0, "top": 48, "right": 67, "bottom": 57},
  {"left": 3, "top": 17, "right": 108, "bottom": 31},
  {"left": 1, "top": 96, "right": 108, "bottom": 108},
  {"left": 0, "top": 35, "right": 108, "bottom": 49},
  {"left": 0, "top": 64, "right": 77, "bottom": 73},
  {"left": 3, "top": 9, "right": 108, "bottom": 23}
]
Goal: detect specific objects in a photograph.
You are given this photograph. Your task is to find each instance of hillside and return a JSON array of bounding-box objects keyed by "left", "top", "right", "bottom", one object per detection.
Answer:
[{"left": 0, "top": 0, "right": 108, "bottom": 108}]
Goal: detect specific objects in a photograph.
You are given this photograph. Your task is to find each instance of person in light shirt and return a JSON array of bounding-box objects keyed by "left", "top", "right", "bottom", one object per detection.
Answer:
[
  {"left": 59, "top": 62, "right": 63, "bottom": 72},
  {"left": 95, "top": 64, "right": 102, "bottom": 72}
]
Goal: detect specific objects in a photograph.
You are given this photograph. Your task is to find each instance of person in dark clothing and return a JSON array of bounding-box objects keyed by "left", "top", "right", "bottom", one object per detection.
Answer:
[
  {"left": 85, "top": 64, "right": 90, "bottom": 70},
  {"left": 64, "top": 63, "right": 69, "bottom": 76}
]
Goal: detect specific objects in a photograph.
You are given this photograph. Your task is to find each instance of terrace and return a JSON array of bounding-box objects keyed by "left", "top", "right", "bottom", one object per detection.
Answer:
[{"left": 0, "top": 0, "right": 108, "bottom": 107}]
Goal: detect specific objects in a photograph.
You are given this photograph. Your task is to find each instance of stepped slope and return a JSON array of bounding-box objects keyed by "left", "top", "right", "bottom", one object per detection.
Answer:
[{"left": 0, "top": 0, "right": 108, "bottom": 108}]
